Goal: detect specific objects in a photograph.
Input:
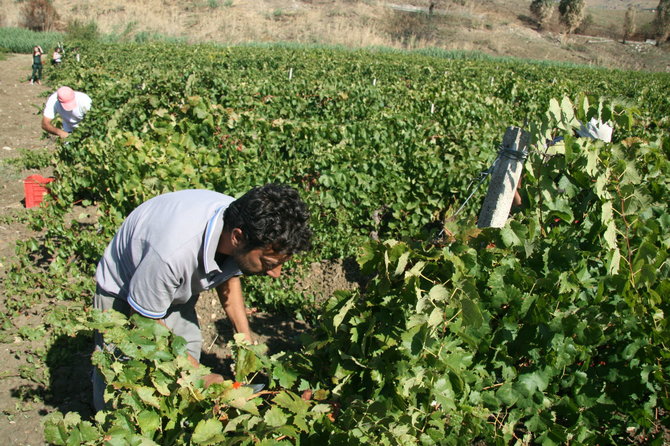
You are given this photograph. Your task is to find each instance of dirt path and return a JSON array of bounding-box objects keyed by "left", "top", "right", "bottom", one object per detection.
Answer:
[
  {"left": 0, "top": 53, "right": 54, "bottom": 256},
  {"left": 0, "top": 53, "right": 59, "bottom": 446}
]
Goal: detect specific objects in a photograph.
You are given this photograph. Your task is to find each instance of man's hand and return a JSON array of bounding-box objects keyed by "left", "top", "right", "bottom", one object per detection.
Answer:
[
  {"left": 202, "top": 372, "right": 224, "bottom": 388},
  {"left": 234, "top": 330, "right": 257, "bottom": 345},
  {"left": 512, "top": 175, "right": 523, "bottom": 207}
]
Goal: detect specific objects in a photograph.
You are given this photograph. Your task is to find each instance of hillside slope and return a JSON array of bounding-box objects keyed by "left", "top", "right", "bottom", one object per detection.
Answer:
[{"left": 1, "top": 0, "right": 669, "bottom": 72}]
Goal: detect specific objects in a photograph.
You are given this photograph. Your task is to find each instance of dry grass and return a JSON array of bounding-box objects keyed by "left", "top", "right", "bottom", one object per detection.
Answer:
[
  {"left": 1, "top": 0, "right": 668, "bottom": 71},
  {"left": 0, "top": 0, "right": 23, "bottom": 28}
]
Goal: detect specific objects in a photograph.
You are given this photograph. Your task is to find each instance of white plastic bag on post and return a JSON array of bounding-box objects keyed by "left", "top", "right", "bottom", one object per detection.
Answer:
[{"left": 576, "top": 118, "right": 613, "bottom": 142}]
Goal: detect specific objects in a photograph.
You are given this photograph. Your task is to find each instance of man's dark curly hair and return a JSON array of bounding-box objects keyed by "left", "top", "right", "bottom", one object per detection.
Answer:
[{"left": 223, "top": 184, "right": 312, "bottom": 255}]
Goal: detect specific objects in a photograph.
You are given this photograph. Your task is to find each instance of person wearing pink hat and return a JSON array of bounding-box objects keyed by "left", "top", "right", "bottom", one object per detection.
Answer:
[{"left": 41, "top": 86, "right": 92, "bottom": 138}]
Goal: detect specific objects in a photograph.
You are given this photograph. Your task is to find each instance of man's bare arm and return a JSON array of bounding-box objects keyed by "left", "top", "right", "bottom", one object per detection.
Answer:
[
  {"left": 41, "top": 116, "right": 69, "bottom": 138},
  {"left": 216, "top": 276, "right": 253, "bottom": 343}
]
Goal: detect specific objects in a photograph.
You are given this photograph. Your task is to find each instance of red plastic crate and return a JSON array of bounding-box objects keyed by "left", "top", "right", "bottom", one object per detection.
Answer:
[{"left": 23, "top": 175, "right": 54, "bottom": 208}]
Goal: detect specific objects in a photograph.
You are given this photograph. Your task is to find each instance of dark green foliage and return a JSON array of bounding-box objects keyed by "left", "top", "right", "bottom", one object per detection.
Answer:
[
  {"left": 297, "top": 95, "right": 670, "bottom": 443},
  {"left": 3, "top": 41, "right": 667, "bottom": 443}
]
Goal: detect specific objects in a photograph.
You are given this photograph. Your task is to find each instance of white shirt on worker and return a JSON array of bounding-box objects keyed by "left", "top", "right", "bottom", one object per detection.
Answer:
[{"left": 43, "top": 91, "right": 92, "bottom": 133}]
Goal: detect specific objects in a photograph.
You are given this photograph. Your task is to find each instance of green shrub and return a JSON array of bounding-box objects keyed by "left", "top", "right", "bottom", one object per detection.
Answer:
[
  {"left": 385, "top": 10, "right": 441, "bottom": 46},
  {"left": 558, "top": 0, "right": 586, "bottom": 34},
  {"left": 530, "top": 0, "right": 554, "bottom": 29},
  {"left": 66, "top": 19, "right": 99, "bottom": 42},
  {"left": 0, "top": 27, "right": 63, "bottom": 53}
]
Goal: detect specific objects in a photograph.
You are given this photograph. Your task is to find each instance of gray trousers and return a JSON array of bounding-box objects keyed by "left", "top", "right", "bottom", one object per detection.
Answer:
[{"left": 92, "top": 288, "right": 202, "bottom": 412}]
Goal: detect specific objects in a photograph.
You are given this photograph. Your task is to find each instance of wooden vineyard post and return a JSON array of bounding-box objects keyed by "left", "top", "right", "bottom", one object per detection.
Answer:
[{"left": 477, "top": 126, "right": 530, "bottom": 228}]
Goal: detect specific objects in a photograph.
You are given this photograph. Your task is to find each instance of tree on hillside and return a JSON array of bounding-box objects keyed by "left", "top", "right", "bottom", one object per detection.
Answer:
[
  {"left": 428, "top": 1, "right": 444, "bottom": 15},
  {"left": 558, "top": 0, "right": 585, "bottom": 34},
  {"left": 20, "top": 0, "right": 60, "bottom": 32},
  {"left": 655, "top": 0, "right": 670, "bottom": 46},
  {"left": 530, "top": 0, "right": 554, "bottom": 30},
  {"left": 623, "top": 5, "right": 637, "bottom": 44}
]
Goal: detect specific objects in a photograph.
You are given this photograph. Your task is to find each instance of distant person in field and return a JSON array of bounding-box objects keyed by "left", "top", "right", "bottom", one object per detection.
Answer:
[
  {"left": 51, "top": 47, "right": 62, "bottom": 65},
  {"left": 92, "top": 184, "right": 312, "bottom": 411},
  {"left": 41, "top": 86, "right": 92, "bottom": 138},
  {"left": 30, "top": 45, "right": 44, "bottom": 85}
]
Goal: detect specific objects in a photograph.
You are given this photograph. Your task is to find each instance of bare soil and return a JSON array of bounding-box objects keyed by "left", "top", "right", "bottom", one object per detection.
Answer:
[{"left": 0, "top": 53, "right": 60, "bottom": 446}]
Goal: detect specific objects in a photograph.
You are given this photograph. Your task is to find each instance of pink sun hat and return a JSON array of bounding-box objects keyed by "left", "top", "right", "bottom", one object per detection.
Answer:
[{"left": 56, "top": 86, "right": 77, "bottom": 111}]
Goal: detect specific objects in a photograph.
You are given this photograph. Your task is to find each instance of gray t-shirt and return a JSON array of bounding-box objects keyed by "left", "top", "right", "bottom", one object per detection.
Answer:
[{"left": 95, "top": 189, "right": 241, "bottom": 319}]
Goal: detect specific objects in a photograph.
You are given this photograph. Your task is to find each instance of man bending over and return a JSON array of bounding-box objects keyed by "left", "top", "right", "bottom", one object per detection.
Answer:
[
  {"left": 41, "top": 86, "right": 92, "bottom": 138},
  {"left": 92, "top": 184, "right": 312, "bottom": 411}
]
